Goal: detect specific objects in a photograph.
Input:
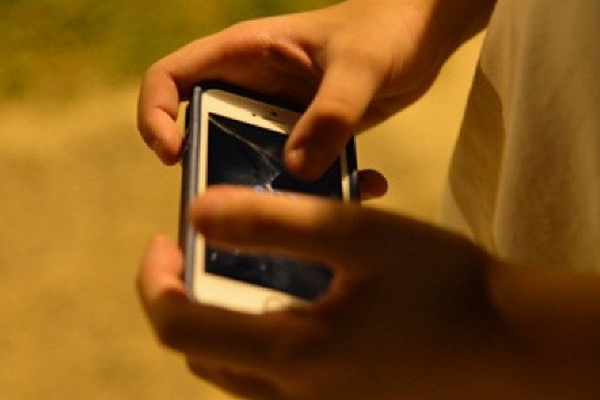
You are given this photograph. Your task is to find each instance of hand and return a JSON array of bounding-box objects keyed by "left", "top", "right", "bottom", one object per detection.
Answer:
[
  {"left": 138, "top": 0, "right": 463, "bottom": 179},
  {"left": 138, "top": 187, "right": 515, "bottom": 400}
]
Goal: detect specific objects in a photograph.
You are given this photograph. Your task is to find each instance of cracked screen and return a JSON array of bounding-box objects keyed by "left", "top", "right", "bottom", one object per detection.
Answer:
[{"left": 206, "top": 113, "right": 341, "bottom": 300}]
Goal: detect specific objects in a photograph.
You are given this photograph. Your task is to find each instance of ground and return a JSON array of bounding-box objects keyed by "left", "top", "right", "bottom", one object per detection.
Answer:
[{"left": 0, "top": 32, "right": 481, "bottom": 399}]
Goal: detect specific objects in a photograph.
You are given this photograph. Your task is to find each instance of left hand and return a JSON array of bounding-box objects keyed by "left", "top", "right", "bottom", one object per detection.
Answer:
[
  {"left": 138, "top": 186, "right": 511, "bottom": 400},
  {"left": 137, "top": 0, "right": 451, "bottom": 179}
]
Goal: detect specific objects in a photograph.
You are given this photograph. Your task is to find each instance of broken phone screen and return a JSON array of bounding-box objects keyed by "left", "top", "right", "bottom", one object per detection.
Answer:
[{"left": 206, "top": 113, "right": 340, "bottom": 300}]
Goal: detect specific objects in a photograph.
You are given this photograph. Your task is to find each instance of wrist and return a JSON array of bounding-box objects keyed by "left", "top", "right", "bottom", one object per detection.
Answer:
[{"left": 419, "top": 0, "right": 496, "bottom": 63}]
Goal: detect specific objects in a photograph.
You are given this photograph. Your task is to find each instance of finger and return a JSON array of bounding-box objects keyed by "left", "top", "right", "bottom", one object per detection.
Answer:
[
  {"left": 138, "top": 235, "right": 323, "bottom": 377},
  {"left": 358, "top": 169, "right": 388, "bottom": 201},
  {"left": 136, "top": 34, "right": 235, "bottom": 164},
  {"left": 186, "top": 360, "right": 283, "bottom": 400},
  {"left": 285, "top": 57, "right": 379, "bottom": 180},
  {"left": 137, "top": 33, "right": 234, "bottom": 164},
  {"left": 137, "top": 64, "right": 186, "bottom": 165},
  {"left": 137, "top": 21, "right": 318, "bottom": 164},
  {"left": 191, "top": 186, "right": 373, "bottom": 271},
  {"left": 137, "top": 235, "right": 187, "bottom": 304}
]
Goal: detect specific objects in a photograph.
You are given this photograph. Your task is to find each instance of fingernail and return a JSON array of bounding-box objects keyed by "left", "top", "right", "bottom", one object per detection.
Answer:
[
  {"left": 286, "top": 147, "right": 305, "bottom": 171},
  {"left": 286, "top": 147, "right": 328, "bottom": 180}
]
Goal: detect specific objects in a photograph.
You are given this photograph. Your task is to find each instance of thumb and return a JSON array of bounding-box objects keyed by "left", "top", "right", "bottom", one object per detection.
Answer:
[{"left": 285, "top": 59, "right": 379, "bottom": 180}]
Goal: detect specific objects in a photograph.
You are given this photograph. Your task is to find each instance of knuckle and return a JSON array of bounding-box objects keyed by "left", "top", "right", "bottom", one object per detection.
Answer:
[
  {"left": 222, "top": 20, "right": 273, "bottom": 52},
  {"left": 137, "top": 66, "right": 162, "bottom": 132},
  {"left": 332, "top": 37, "right": 390, "bottom": 73},
  {"left": 140, "top": 62, "right": 165, "bottom": 91},
  {"left": 154, "top": 314, "right": 188, "bottom": 350},
  {"left": 224, "top": 18, "right": 299, "bottom": 62},
  {"left": 313, "top": 99, "right": 358, "bottom": 132}
]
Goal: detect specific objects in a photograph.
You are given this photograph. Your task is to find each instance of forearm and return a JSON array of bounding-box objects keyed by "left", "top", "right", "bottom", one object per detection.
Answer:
[
  {"left": 333, "top": 0, "right": 496, "bottom": 84},
  {"left": 484, "top": 260, "right": 600, "bottom": 398}
]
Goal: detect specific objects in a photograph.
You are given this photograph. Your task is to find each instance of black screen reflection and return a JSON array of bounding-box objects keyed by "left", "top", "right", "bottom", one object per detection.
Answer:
[{"left": 206, "top": 114, "right": 341, "bottom": 300}]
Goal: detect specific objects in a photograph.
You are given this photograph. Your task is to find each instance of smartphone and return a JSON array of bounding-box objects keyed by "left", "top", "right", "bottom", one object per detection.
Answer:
[{"left": 179, "top": 82, "right": 359, "bottom": 313}]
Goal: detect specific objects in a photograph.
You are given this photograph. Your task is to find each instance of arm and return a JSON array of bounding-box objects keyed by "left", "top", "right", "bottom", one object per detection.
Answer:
[
  {"left": 138, "top": 187, "right": 600, "bottom": 400},
  {"left": 137, "top": 0, "right": 496, "bottom": 179}
]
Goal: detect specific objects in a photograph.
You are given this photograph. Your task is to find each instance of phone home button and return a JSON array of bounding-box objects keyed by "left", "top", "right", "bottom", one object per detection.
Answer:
[{"left": 263, "top": 297, "right": 287, "bottom": 312}]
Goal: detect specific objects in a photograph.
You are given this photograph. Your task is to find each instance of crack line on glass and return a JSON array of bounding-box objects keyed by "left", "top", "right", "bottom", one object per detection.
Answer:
[{"left": 210, "top": 115, "right": 283, "bottom": 190}]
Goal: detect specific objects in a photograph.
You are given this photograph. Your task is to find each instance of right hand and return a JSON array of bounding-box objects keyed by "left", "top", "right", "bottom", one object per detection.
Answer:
[
  {"left": 138, "top": 0, "right": 459, "bottom": 179},
  {"left": 137, "top": 187, "right": 518, "bottom": 400}
]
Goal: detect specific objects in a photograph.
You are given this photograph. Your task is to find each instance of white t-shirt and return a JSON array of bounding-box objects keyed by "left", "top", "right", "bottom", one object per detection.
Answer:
[{"left": 441, "top": 0, "right": 600, "bottom": 271}]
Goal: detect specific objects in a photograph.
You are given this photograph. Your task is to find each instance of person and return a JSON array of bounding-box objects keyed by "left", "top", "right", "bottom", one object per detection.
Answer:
[{"left": 136, "top": 0, "right": 600, "bottom": 399}]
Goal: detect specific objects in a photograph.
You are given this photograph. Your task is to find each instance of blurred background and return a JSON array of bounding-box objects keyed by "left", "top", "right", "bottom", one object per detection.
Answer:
[{"left": 0, "top": 1, "right": 482, "bottom": 399}]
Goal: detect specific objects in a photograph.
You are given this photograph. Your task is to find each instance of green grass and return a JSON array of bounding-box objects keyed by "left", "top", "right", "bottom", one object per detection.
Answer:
[{"left": 0, "top": 0, "right": 334, "bottom": 101}]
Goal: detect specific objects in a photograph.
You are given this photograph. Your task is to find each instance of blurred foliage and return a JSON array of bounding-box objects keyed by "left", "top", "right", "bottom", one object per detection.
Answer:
[{"left": 0, "top": 0, "right": 335, "bottom": 101}]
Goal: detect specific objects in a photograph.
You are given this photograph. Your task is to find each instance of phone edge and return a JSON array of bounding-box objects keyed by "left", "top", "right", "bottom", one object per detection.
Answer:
[{"left": 180, "top": 86, "right": 202, "bottom": 295}]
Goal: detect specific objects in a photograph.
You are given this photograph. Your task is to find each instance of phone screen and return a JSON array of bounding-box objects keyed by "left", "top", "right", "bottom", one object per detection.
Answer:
[{"left": 205, "top": 113, "right": 340, "bottom": 300}]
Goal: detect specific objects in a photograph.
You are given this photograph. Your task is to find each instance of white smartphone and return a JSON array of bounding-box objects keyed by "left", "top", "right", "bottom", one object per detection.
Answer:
[{"left": 180, "top": 82, "right": 359, "bottom": 313}]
